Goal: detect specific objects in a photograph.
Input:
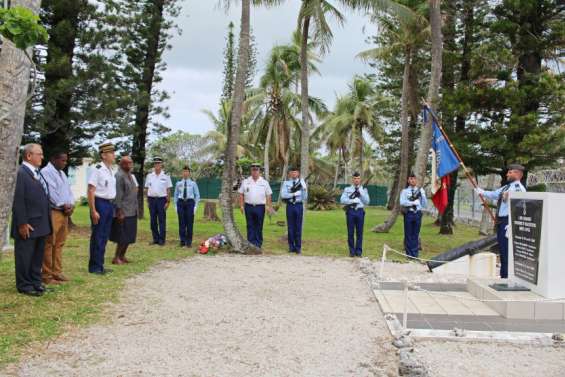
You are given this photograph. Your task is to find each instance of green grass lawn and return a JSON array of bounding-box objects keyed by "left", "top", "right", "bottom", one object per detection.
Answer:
[{"left": 0, "top": 203, "right": 480, "bottom": 366}]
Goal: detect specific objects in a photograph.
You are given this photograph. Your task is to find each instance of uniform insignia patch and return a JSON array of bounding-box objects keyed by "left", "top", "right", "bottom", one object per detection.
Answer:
[{"left": 96, "top": 164, "right": 101, "bottom": 169}]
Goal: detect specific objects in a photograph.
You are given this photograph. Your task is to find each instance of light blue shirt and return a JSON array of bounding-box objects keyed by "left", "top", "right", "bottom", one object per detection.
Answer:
[
  {"left": 400, "top": 186, "right": 427, "bottom": 211},
  {"left": 481, "top": 180, "right": 526, "bottom": 217},
  {"left": 173, "top": 179, "right": 200, "bottom": 207},
  {"left": 340, "top": 185, "right": 370, "bottom": 209},
  {"left": 280, "top": 178, "right": 308, "bottom": 203},
  {"left": 40, "top": 162, "right": 74, "bottom": 208}
]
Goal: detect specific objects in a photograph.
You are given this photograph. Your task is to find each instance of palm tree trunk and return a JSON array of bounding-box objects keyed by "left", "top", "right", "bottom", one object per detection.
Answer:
[
  {"left": 374, "top": 47, "right": 413, "bottom": 233},
  {"left": 333, "top": 153, "right": 340, "bottom": 190},
  {"left": 413, "top": 0, "right": 443, "bottom": 184},
  {"left": 0, "top": 0, "right": 42, "bottom": 250},
  {"left": 299, "top": 16, "right": 311, "bottom": 181},
  {"left": 220, "top": 0, "right": 259, "bottom": 254},
  {"left": 263, "top": 117, "right": 274, "bottom": 181},
  {"left": 131, "top": 0, "right": 165, "bottom": 219},
  {"left": 277, "top": 147, "right": 290, "bottom": 205},
  {"left": 358, "top": 124, "right": 363, "bottom": 174}
]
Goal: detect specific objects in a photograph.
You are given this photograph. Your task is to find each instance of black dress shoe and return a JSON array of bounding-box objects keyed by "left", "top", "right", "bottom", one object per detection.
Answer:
[
  {"left": 19, "top": 290, "right": 43, "bottom": 297},
  {"left": 186, "top": 244, "right": 192, "bottom": 248},
  {"left": 180, "top": 242, "right": 185, "bottom": 247},
  {"left": 34, "top": 285, "right": 54, "bottom": 293},
  {"left": 92, "top": 268, "right": 113, "bottom": 275}
]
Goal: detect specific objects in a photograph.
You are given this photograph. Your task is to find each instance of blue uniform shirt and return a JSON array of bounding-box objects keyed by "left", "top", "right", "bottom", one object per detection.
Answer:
[
  {"left": 481, "top": 180, "right": 526, "bottom": 217},
  {"left": 174, "top": 179, "right": 200, "bottom": 208},
  {"left": 400, "top": 186, "right": 427, "bottom": 211},
  {"left": 340, "top": 185, "right": 370, "bottom": 209},
  {"left": 280, "top": 178, "right": 308, "bottom": 203}
]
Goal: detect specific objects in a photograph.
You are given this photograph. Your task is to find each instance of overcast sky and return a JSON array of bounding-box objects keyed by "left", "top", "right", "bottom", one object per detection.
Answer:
[{"left": 157, "top": 1, "right": 378, "bottom": 135}]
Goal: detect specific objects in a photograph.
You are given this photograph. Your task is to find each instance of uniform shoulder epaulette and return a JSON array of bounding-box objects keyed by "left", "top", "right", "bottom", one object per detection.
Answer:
[
  {"left": 96, "top": 164, "right": 101, "bottom": 169},
  {"left": 514, "top": 183, "right": 521, "bottom": 188}
]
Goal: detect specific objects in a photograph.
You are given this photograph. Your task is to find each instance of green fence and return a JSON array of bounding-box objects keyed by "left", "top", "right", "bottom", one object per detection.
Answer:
[{"left": 173, "top": 177, "right": 388, "bottom": 207}]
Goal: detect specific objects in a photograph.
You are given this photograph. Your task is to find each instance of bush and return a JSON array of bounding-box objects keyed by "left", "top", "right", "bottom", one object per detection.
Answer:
[{"left": 308, "top": 185, "right": 339, "bottom": 211}]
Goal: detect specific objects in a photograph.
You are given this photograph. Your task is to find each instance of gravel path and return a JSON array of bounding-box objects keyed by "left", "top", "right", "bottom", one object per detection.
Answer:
[{"left": 4, "top": 255, "right": 397, "bottom": 377}]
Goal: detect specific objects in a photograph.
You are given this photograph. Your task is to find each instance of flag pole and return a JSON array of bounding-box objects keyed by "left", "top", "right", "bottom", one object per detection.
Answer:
[{"left": 423, "top": 101, "right": 497, "bottom": 223}]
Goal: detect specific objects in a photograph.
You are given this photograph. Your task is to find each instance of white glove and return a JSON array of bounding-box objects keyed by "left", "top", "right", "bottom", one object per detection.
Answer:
[
  {"left": 412, "top": 199, "right": 421, "bottom": 206},
  {"left": 193, "top": 207, "right": 197, "bottom": 215},
  {"left": 293, "top": 191, "right": 301, "bottom": 197},
  {"left": 505, "top": 225, "right": 509, "bottom": 239},
  {"left": 351, "top": 198, "right": 361, "bottom": 204},
  {"left": 474, "top": 187, "right": 485, "bottom": 195}
]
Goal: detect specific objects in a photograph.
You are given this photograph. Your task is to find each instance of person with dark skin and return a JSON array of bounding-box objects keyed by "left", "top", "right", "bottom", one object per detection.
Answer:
[
  {"left": 40, "top": 151, "right": 75, "bottom": 284},
  {"left": 110, "top": 155, "right": 139, "bottom": 264}
]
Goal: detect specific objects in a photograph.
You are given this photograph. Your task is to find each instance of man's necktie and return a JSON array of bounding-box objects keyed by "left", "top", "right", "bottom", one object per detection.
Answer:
[
  {"left": 183, "top": 181, "right": 187, "bottom": 200},
  {"left": 36, "top": 169, "right": 48, "bottom": 195}
]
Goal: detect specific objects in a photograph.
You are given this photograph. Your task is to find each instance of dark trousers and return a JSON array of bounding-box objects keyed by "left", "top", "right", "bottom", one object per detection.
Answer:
[
  {"left": 244, "top": 204, "right": 265, "bottom": 248},
  {"left": 403, "top": 211, "right": 422, "bottom": 258},
  {"left": 346, "top": 208, "right": 365, "bottom": 256},
  {"left": 148, "top": 197, "right": 167, "bottom": 244},
  {"left": 14, "top": 236, "right": 46, "bottom": 292},
  {"left": 286, "top": 202, "right": 303, "bottom": 252},
  {"left": 496, "top": 216, "right": 509, "bottom": 278},
  {"left": 89, "top": 198, "right": 114, "bottom": 273},
  {"left": 177, "top": 199, "right": 195, "bottom": 246}
]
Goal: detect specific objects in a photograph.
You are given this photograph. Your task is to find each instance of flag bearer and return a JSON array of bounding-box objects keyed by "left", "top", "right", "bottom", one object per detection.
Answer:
[{"left": 474, "top": 164, "right": 526, "bottom": 278}]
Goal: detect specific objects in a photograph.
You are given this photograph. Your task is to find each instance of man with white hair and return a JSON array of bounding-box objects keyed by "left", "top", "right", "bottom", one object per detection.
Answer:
[{"left": 11, "top": 144, "right": 52, "bottom": 296}]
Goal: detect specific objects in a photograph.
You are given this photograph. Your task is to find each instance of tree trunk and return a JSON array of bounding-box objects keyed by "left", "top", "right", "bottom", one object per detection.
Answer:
[
  {"left": 263, "top": 117, "right": 274, "bottom": 181},
  {"left": 479, "top": 174, "right": 495, "bottom": 236},
  {"left": 277, "top": 147, "right": 290, "bottom": 206},
  {"left": 299, "top": 16, "right": 311, "bottom": 182},
  {"left": 203, "top": 201, "right": 220, "bottom": 222},
  {"left": 39, "top": 0, "right": 82, "bottom": 163},
  {"left": 220, "top": 0, "right": 259, "bottom": 254},
  {"left": 374, "top": 47, "right": 413, "bottom": 233},
  {"left": 0, "top": 0, "right": 42, "bottom": 250},
  {"left": 439, "top": 0, "right": 456, "bottom": 235},
  {"left": 414, "top": 0, "right": 443, "bottom": 184},
  {"left": 346, "top": 129, "right": 354, "bottom": 179},
  {"left": 131, "top": 0, "right": 165, "bottom": 219},
  {"left": 332, "top": 153, "right": 340, "bottom": 190},
  {"left": 358, "top": 124, "right": 363, "bottom": 174}
]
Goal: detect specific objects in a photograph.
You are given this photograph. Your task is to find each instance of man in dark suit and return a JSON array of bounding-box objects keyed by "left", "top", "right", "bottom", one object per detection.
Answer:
[{"left": 11, "top": 143, "right": 52, "bottom": 296}]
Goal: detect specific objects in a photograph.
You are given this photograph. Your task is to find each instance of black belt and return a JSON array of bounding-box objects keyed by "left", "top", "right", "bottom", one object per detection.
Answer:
[
  {"left": 245, "top": 203, "right": 265, "bottom": 207},
  {"left": 178, "top": 198, "right": 195, "bottom": 202},
  {"left": 95, "top": 197, "right": 114, "bottom": 203},
  {"left": 287, "top": 201, "right": 303, "bottom": 205},
  {"left": 148, "top": 196, "right": 167, "bottom": 199}
]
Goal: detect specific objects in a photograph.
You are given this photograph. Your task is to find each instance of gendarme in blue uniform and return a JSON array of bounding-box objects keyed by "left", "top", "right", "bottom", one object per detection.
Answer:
[
  {"left": 280, "top": 176, "right": 308, "bottom": 254},
  {"left": 174, "top": 177, "right": 200, "bottom": 247},
  {"left": 477, "top": 171, "right": 526, "bottom": 278},
  {"left": 400, "top": 186, "right": 427, "bottom": 258},
  {"left": 340, "top": 181, "right": 370, "bottom": 257},
  {"left": 87, "top": 142, "right": 116, "bottom": 274}
]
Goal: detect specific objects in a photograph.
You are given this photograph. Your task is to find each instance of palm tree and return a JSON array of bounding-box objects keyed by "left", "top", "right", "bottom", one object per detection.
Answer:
[
  {"left": 246, "top": 44, "right": 324, "bottom": 180},
  {"left": 414, "top": 0, "right": 442, "bottom": 183},
  {"left": 358, "top": 0, "right": 429, "bottom": 232},
  {"left": 319, "top": 76, "right": 383, "bottom": 176},
  {"left": 219, "top": 0, "right": 282, "bottom": 254},
  {"left": 0, "top": 0, "right": 42, "bottom": 248}
]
